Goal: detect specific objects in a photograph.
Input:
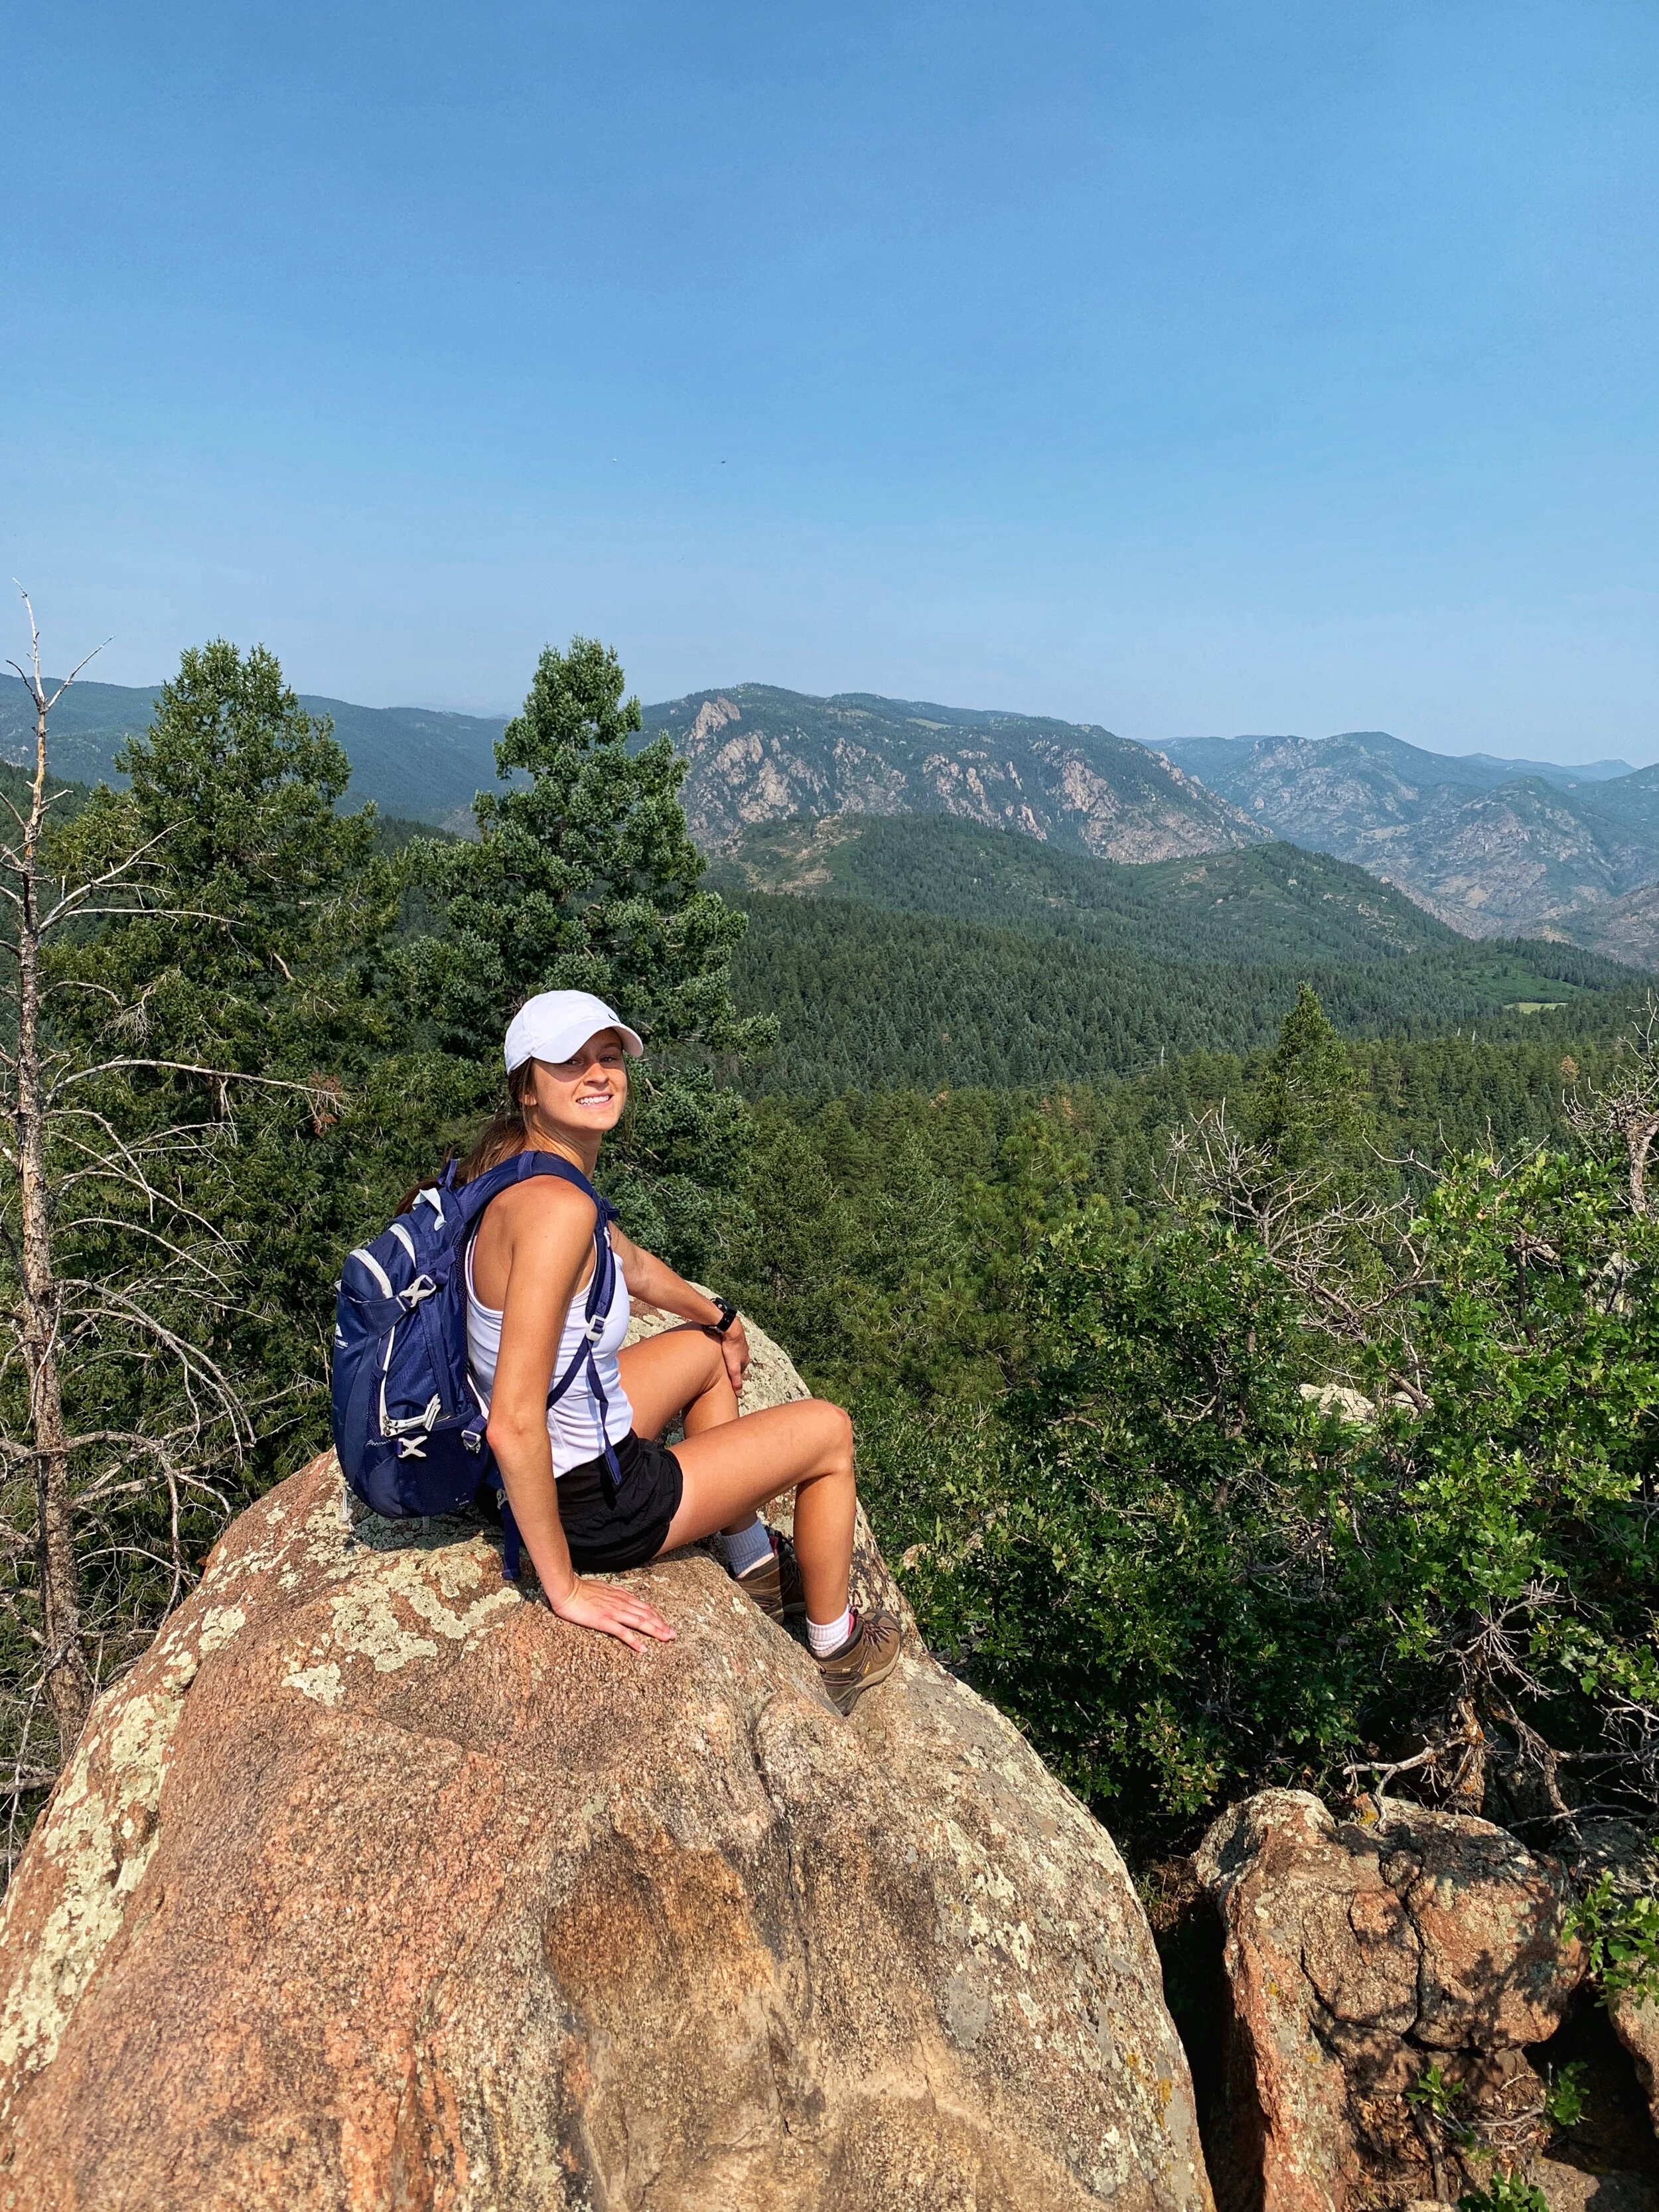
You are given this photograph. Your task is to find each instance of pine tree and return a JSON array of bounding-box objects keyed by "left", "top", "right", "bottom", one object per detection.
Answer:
[
  {"left": 401, "top": 636, "right": 773, "bottom": 1267},
  {"left": 56, "top": 642, "right": 392, "bottom": 1069},
  {"left": 1244, "top": 981, "right": 1368, "bottom": 1184},
  {"left": 0, "top": 622, "right": 380, "bottom": 1836},
  {"left": 51, "top": 640, "right": 415, "bottom": 1432}
]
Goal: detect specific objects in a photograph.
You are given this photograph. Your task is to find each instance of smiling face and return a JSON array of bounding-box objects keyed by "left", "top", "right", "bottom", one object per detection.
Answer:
[{"left": 520, "top": 1028, "right": 630, "bottom": 1150}]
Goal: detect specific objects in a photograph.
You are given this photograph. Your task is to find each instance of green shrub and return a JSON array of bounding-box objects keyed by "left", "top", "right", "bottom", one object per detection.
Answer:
[{"left": 868, "top": 997, "right": 1659, "bottom": 1856}]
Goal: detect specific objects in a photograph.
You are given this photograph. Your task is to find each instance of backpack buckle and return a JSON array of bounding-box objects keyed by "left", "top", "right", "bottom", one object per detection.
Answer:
[{"left": 383, "top": 1392, "right": 441, "bottom": 1438}]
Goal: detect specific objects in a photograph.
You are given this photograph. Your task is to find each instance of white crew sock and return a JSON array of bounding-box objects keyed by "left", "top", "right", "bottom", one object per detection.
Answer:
[
  {"left": 806, "top": 1607, "right": 853, "bottom": 1659},
  {"left": 723, "top": 1518, "right": 775, "bottom": 1579}
]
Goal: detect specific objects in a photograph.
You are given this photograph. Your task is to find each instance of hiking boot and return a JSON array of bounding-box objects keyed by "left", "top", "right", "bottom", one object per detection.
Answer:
[
  {"left": 814, "top": 1607, "right": 902, "bottom": 1716},
  {"left": 735, "top": 1533, "right": 807, "bottom": 1624}
]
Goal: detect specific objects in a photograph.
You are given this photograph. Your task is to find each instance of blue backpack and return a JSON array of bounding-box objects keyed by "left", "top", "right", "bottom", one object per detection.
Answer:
[{"left": 330, "top": 1149, "right": 620, "bottom": 1578}]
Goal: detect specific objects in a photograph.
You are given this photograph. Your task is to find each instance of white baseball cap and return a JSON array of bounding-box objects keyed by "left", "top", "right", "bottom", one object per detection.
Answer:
[{"left": 504, "top": 990, "right": 645, "bottom": 1074}]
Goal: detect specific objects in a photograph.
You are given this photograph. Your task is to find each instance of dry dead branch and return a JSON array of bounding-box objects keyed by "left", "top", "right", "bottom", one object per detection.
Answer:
[{"left": 0, "top": 593, "right": 331, "bottom": 1852}]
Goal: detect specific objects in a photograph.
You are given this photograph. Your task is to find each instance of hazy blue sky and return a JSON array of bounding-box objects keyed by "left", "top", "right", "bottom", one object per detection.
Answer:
[{"left": 5, "top": 1, "right": 1657, "bottom": 760}]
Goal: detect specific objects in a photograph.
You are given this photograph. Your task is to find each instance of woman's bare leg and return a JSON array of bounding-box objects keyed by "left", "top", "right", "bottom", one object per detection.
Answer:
[
  {"left": 618, "top": 1325, "right": 737, "bottom": 1441},
  {"left": 617, "top": 1326, "right": 767, "bottom": 1545},
  {"left": 654, "top": 1398, "right": 857, "bottom": 1624}
]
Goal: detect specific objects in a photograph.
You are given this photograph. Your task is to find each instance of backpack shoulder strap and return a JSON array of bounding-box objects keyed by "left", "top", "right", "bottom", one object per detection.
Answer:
[
  {"left": 512, "top": 1154, "right": 616, "bottom": 1332},
  {"left": 455, "top": 1152, "right": 618, "bottom": 1338}
]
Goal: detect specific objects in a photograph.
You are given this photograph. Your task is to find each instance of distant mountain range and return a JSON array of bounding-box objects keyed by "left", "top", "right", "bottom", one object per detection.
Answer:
[
  {"left": 0, "top": 679, "right": 508, "bottom": 834},
  {"left": 1149, "top": 730, "right": 1659, "bottom": 952},
  {"left": 10, "top": 671, "right": 1659, "bottom": 959},
  {"left": 1157, "top": 732, "right": 1635, "bottom": 794},
  {"left": 1, "top": 675, "right": 1261, "bottom": 863}
]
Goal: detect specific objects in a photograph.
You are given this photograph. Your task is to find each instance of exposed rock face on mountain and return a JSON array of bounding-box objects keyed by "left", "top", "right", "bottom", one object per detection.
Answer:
[
  {"left": 1161, "top": 734, "right": 1635, "bottom": 797},
  {"left": 640, "top": 684, "right": 1260, "bottom": 861},
  {"left": 0, "top": 1322, "right": 1208, "bottom": 2212},
  {"left": 1573, "top": 884, "right": 1659, "bottom": 967},
  {"left": 1158, "top": 732, "right": 1659, "bottom": 944},
  {"left": 1194, "top": 1791, "right": 1585, "bottom": 2212}
]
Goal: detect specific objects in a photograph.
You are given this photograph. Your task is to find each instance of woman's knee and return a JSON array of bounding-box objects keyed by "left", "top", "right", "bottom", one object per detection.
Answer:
[
  {"left": 805, "top": 1397, "right": 855, "bottom": 1474},
  {"left": 668, "top": 1325, "right": 727, "bottom": 1410}
]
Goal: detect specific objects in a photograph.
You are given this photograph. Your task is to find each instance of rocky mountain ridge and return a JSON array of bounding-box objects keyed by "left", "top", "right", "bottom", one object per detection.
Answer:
[
  {"left": 650, "top": 684, "right": 1259, "bottom": 862},
  {"left": 1155, "top": 730, "right": 1659, "bottom": 953},
  {"left": 0, "top": 676, "right": 1260, "bottom": 861}
]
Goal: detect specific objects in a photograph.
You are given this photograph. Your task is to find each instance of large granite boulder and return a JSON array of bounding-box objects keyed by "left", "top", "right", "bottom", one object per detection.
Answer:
[
  {"left": 0, "top": 1320, "right": 1209, "bottom": 2212},
  {"left": 1194, "top": 1789, "right": 1585, "bottom": 2212}
]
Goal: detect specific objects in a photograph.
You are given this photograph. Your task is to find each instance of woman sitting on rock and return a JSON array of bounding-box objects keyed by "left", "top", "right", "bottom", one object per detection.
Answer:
[{"left": 461, "top": 988, "right": 901, "bottom": 1715}]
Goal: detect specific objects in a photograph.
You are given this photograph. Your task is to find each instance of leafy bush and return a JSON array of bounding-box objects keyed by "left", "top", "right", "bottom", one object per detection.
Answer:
[
  {"left": 1564, "top": 1873, "right": 1659, "bottom": 2003},
  {"left": 1457, "top": 2175, "right": 1550, "bottom": 2212},
  {"left": 867, "top": 994, "right": 1659, "bottom": 1856}
]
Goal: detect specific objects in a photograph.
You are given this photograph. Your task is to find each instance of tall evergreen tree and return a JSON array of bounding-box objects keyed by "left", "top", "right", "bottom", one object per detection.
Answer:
[
  {"left": 402, "top": 636, "right": 773, "bottom": 1267},
  {"left": 0, "top": 625, "right": 404, "bottom": 1839},
  {"left": 1244, "top": 981, "right": 1371, "bottom": 1194},
  {"left": 51, "top": 642, "right": 414, "bottom": 1472}
]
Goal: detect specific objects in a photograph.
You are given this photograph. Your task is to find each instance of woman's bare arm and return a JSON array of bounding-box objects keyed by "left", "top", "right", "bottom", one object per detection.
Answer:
[
  {"left": 484, "top": 1182, "right": 675, "bottom": 1652},
  {"left": 611, "top": 1227, "right": 751, "bottom": 1392}
]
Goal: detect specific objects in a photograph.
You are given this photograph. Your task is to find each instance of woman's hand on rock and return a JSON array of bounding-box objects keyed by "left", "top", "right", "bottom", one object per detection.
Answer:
[
  {"left": 547, "top": 1575, "right": 676, "bottom": 1653},
  {"left": 720, "top": 1314, "right": 751, "bottom": 1397}
]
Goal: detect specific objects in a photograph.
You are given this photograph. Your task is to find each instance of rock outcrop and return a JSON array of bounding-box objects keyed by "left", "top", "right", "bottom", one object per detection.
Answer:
[
  {"left": 1194, "top": 1789, "right": 1585, "bottom": 2212},
  {"left": 0, "top": 1320, "right": 1209, "bottom": 2212},
  {"left": 640, "top": 682, "right": 1260, "bottom": 861}
]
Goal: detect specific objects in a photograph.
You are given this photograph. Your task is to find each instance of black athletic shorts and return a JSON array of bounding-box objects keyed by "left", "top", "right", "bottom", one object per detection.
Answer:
[{"left": 557, "top": 1428, "right": 684, "bottom": 1572}]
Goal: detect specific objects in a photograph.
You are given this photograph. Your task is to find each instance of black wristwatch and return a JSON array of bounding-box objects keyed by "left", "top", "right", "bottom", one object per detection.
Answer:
[{"left": 709, "top": 1296, "right": 739, "bottom": 1337}]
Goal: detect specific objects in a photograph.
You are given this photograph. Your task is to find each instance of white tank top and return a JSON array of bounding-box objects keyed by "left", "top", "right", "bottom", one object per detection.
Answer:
[{"left": 465, "top": 1229, "right": 634, "bottom": 1475}]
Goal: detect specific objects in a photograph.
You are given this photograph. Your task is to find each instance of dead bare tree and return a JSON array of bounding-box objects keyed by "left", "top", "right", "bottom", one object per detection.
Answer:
[
  {"left": 0, "top": 594, "right": 328, "bottom": 1846},
  {"left": 1162, "top": 1103, "right": 1436, "bottom": 1398},
  {"left": 4, "top": 597, "right": 109, "bottom": 1749},
  {"left": 1567, "top": 993, "right": 1659, "bottom": 1215}
]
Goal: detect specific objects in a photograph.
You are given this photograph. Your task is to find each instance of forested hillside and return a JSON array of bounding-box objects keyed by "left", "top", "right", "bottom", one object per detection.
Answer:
[
  {"left": 711, "top": 812, "right": 1458, "bottom": 961},
  {"left": 748, "top": 997, "right": 1659, "bottom": 1860},
  {"left": 711, "top": 809, "right": 1650, "bottom": 1093},
  {"left": 731, "top": 1022, "right": 1623, "bottom": 1416}
]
